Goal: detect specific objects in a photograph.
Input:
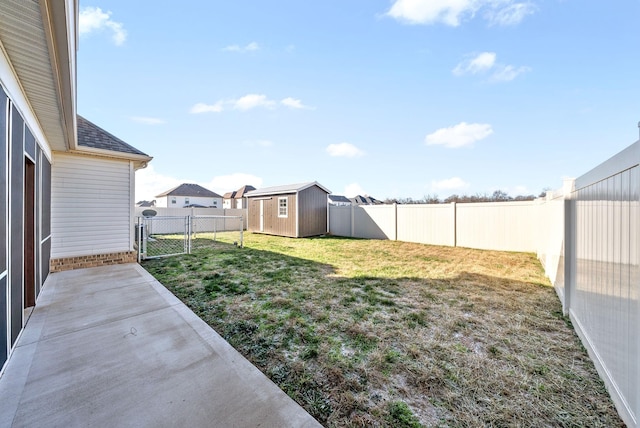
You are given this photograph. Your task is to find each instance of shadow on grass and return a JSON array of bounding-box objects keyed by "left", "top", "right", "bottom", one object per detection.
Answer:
[{"left": 142, "top": 239, "right": 622, "bottom": 428}]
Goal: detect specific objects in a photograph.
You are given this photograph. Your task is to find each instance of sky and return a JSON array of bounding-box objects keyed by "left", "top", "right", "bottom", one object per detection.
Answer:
[{"left": 76, "top": 0, "right": 640, "bottom": 202}]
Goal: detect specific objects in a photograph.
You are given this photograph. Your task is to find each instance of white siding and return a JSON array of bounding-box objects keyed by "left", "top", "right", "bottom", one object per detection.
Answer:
[
  {"left": 51, "top": 153, "right": 133, "bottom": 258},
  {"left": 156, "top": 195, "right": 221, "bottom": 208}
]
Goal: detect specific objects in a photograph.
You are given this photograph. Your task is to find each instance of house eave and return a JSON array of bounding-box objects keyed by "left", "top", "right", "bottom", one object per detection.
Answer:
[
  {"left": 66, "top": 146, "right": 153, "bottom": 170},
  {"left": 0, "top": 0, "right": 78, "bottom": 152}
]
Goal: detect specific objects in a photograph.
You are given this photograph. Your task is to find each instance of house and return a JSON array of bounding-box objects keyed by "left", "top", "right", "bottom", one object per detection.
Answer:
[
  {"left": 328, "top": 195, "right": 352, "bottom": 206},
  {"left": 223, "top": 185, "right": 256, "bottom": 209},
  {"left": 0, "top": 1, "right": 152, "bottom": 372},
  {"left": 233, "top": 185, "right": 256, "bottom": 209},
  {"left": 245, "top": 182, "right": 330, "bottom": 238},
  {"left": 350, "top": 194, "right": 383, "bottom": 205},
  {"left": 155, "top": 183, "right": 222, "bottom": 208},
  {"left": 222, "top": 191, "right": 236, "bottom": 209}
]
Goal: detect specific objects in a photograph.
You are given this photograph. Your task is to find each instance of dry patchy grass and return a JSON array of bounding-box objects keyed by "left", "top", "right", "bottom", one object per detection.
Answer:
[{"left": 143, "top": 233, "right": 623, "bottom": 427}]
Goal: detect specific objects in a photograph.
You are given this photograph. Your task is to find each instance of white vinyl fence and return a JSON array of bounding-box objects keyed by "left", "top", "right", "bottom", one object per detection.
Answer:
[
  {"left": 328, "top": 141, "right": 640, "bottom": 427},
  {"left": 134, "top": 207, "right": 248, "bottom": 230}
]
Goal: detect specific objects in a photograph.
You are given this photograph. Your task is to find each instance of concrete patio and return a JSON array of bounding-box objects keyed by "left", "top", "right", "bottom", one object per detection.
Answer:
[{"left": 0, "top": 263, "right": 321, "bottom": 427}]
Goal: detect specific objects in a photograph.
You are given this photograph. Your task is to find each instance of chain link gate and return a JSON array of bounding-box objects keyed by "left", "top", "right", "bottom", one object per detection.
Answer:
[{"left": 136, "top": 215, "right": 243, "bottom": 261}]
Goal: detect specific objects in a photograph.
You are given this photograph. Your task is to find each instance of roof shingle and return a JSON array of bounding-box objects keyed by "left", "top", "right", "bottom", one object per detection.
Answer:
[
  {"left": 77, "top": 115, "right": 149, "bottom": 157},
  {"left": 156, "top": 183, "right": 222, "bottom": 198}
]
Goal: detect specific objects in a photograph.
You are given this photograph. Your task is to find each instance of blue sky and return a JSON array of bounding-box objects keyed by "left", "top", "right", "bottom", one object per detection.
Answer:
[{"left": 77, "top": 1, "right": 639, "bottom": 201}]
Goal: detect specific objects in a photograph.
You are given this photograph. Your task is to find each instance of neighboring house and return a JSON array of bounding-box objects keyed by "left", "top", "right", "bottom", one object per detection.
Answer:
[
  {"left": 222, "top": 191, "right": 236, "bottom": 209},
  {"left": 223, "top": 185, "right": 256, "bottom": 209},
  {"left": 136, "top": 200, "right": 156, "bottom": 207},
  {"left": 328, "top": 195, "right": 352, "bottom": 206},
  {"left": 0, "top": 1, "right": 152, "bottom": 372},
  {"left": 233, "top": 185, "right": 256, "bottom": 209},
  {"left": 245, "top": 182, "right": 330, "bottom": 238},
  {"left": 155, "top": 183, "right": 222, "bottom": 208},
  {"left": 350, "top": 195, "right": 383, "bottom": 205}
]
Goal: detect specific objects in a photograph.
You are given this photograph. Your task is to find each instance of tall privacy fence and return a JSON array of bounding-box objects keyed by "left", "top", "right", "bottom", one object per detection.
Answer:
[{"left": 329, "top": 140, "right": 639, "bottom": 427}]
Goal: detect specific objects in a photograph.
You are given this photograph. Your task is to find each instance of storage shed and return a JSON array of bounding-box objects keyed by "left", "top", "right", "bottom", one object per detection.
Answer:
[{"left": 246, "top": 182, "right": 330, "bottom": 238}]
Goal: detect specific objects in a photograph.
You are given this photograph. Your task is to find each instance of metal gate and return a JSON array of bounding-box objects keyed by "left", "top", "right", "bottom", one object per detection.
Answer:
[{"left": 136, "top": 215, "right": 244, "bottom": 261}]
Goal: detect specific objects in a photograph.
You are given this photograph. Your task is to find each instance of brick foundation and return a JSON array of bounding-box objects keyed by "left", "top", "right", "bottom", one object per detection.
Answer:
[{"left": 50, "top": 251, "right": 137, "bottom": 272}]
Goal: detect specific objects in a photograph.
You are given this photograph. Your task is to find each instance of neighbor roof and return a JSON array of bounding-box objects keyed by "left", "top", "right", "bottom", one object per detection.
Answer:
[
  {"left": 245, "top": 181, "right": 331, "bottom": 197},
  {"left": 156, "top": 183, "right": 222, "bottom": 198},
  {"left": 77, "top": 115, "right": 149, "bottom": 157},
  {"left": 328, "top": 195, "right": 351, "bottom": 203},
  {"left": 234, "top": 185, "right": 256, "bottom": 198},
  {"left": 223, "top": 191, "right": 236, "bottom": 199}
]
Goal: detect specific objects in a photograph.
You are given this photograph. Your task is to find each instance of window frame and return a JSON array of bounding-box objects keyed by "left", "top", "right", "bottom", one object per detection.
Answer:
[{"left": 278, "top": 197, "right": 288, "bottom": 218}]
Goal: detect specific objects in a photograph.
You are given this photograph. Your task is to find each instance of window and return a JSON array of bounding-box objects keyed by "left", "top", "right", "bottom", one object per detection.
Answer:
[
  {"left": 171, "top": 197, "right": 176, "bottom": 205},
  {"left": 185, "top": 197, "right": 190, "bottom": 205},
  {"left": 278, "top": 197, "right": 288, "bottom": 218}
]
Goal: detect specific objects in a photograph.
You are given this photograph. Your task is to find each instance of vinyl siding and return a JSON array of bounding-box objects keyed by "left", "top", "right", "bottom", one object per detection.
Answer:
[{"left": 51, "top": 153, "right": 133, "bottom": 258}]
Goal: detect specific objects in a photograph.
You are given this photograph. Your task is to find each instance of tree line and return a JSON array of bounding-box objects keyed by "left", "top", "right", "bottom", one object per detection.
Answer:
[{"left": 384, "top": 189, "right": 549, "bottom": 205}]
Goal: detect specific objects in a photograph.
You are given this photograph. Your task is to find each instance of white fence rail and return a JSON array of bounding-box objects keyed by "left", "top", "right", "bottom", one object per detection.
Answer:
[{"left": 328, "top": 142, "right": 640, "bottom": 427}]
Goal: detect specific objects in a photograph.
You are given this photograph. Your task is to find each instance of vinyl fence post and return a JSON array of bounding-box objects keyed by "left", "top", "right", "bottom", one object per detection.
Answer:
[
  {"left": 563, "top": 198, "right": 574, "bottom": 315},
  {"left": 394, "top": 203, "right": 398, "bottom": 241},
  {"left": 350, "top": 204, "right": 355, "bottom": 238},
  {"left": 451, "top": 202, "right": 457, "bottom": 247}
]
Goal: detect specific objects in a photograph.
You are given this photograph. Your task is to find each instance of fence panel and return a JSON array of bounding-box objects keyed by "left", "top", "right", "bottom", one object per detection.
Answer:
[
  {"left": 353, "top": 205, "right": 395, "bottom": 239},
  {"left": 456, "top": 201, "right": 539, "bottom": 252},
  {"left": 396, "top": 203, "right": 455, "bottom": 246},
  {"left": 137, "top": 216, "right": 188, "bottom": 259},
  {"left": 329, "top": 205, "right": 352, "bottom": 237},
  {"left": 566, "top": 141, "right": 640, "bottom": 427}
]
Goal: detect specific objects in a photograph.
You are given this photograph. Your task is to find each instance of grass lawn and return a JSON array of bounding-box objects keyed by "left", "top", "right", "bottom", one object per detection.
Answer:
[{"left": 142, "top": 233, "right": 623, "bottom": 427}]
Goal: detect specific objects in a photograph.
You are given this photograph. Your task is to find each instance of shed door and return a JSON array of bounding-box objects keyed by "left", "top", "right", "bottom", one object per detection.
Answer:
[{"left": 259, "top": 200, "right": 264, "bottom": 232}]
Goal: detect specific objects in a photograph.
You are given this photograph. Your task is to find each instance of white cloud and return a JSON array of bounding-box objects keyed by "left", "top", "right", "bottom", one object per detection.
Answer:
[
  {"left": 243, "top": 139, "right": 274, "bottom": 148},
  {"left": 281, "top": 97, "right": 312, "bottom": 109},
  {"left": 130, "top": 116, "right": 165, "bottom": 125},
  {"left": 135, "top": 166, "right": 263, "bottom": 202},
  {"left": 385, "top": 0, "right": 535, "bottom": 27},
  {"left": 431, "top": 177, "right": 470, "bottom": 191},
  {"left": 452, "top": 52, "right": 496, "bottom": 76},
  {"left": 485, "top": 2, "right": 536, "bottom": 26},
  {"left": 79, "top": 7, "right": 127, "bottom": 45},
  {"left": 326, "top": 142, "right": 365, "bottom": 158},
  {"left": 425, "top": 122, "right": 493, "bottom": 148},
  {"left": 223, "top": 41, "right": 260, "bottom": 52},
  {"left": 190, "top": 102, "right": 224, "bottom": 114},
  {"left": 233, "top": 94, "right": 277, "bottom": 111},
  {"left": 453, "top": 52, "right": 530, "bottom": 82},
  {"left": 135, "top": 165, "right": 183, "bottom": 202},
  {"left": 191, "top": 95, "right": 311, "bottom": 113},
  {"left": 205, "top": 173, "right": 264, "bottom": 196},
  {"left": 386, "top": 0, "right": 475, "bottom": 26},
  {"left": 344, "top": 183, "right": 366, "bottom": 198},
  {"left": 489, "top": 64, "right": 531, "bottom": 82}
]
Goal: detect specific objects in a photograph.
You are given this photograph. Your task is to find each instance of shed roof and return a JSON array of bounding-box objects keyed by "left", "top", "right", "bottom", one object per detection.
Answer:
[
  {"left": 77, "top": 115, "right": 149, "bottom": 157},
  {"left": 156, "top": 183, "right": 222, "bottom": 198},
  {"left": 223, "top": 191, "right": 236, "bottom": 199},
  {"left": 245, "top": 181, "right": 331, "bottom": 197}
]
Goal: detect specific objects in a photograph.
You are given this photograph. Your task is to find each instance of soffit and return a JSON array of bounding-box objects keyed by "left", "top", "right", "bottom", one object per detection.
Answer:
[{"left": 0, "top": 0, "right": 74, "bottom": 151}]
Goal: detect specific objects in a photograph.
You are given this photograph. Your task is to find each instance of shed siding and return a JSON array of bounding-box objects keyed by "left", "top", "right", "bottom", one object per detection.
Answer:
[
  {"left": 298, "top": 185, "right": 328, "bottom": 237},
  {"left": 248, "top": 195, "right": 297, "bottom": 237},
  {"left": 51, "top": 153, "right": 133, "bottom": 258}
]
